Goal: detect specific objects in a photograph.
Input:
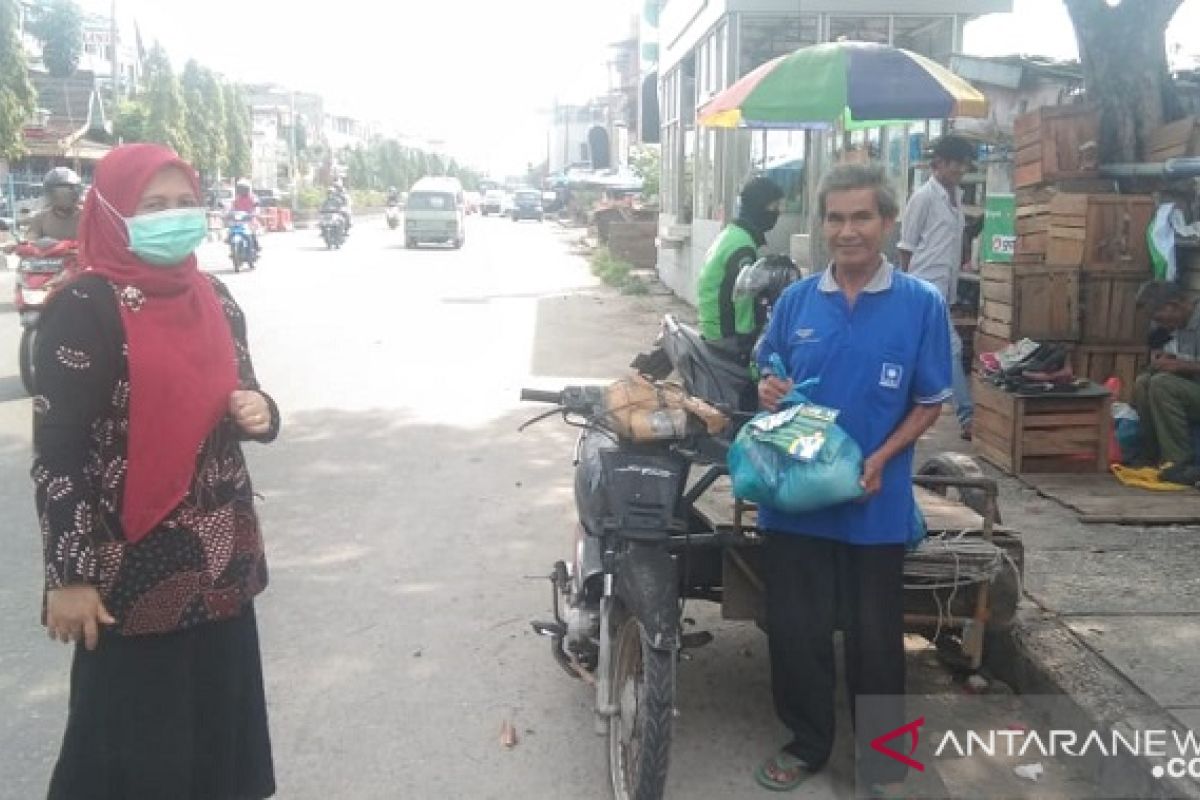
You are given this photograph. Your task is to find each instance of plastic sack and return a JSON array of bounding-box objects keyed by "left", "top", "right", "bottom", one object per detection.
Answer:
[{"left": 729, "top": 359, "right": 865, "bottom": 513}]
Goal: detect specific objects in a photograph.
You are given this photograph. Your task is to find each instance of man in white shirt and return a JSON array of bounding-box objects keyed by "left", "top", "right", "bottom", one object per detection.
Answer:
[{"left": 898, "top": 135, "right": 976, "bottom": 439}]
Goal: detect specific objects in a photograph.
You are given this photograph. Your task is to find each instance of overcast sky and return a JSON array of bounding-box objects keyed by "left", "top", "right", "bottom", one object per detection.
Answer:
[{"left": 80, "top": 0, "right": 1198, "bottom": 174}]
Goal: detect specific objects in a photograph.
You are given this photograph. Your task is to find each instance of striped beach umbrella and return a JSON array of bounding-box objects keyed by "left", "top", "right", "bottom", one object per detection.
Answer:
[{"left": 698, "top": 41, "right": 987, "bottom": 130}]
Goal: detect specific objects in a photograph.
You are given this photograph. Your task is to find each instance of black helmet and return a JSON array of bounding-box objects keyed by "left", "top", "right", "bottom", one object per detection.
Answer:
[
  {"left": 734, "top": 255, "right": 799, "bottom": 308},
  {"left": 43, "top": 167, "right": 82, "bottom": 191}
]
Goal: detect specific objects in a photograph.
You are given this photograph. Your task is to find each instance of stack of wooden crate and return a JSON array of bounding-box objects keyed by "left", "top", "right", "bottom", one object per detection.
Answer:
[{"left": 976, "top": 103, "right": 1155, "bottom": 402}]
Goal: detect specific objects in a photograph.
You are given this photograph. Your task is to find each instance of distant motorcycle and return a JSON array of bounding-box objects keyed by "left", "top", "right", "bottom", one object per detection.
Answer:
[
  {"left": 226, "top": 211, "right": 259, "bottom": 271},
  {"left": 14, "top": 238, "right": 79, "bottom": 394},
  {"left": 320, "top": 211, "right": 347, "bottom": 249},
  {"left": 385, "top": 202, "right": 401, "bottom": 230}
]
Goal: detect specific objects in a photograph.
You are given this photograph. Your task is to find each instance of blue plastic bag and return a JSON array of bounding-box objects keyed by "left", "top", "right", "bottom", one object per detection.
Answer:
[{"left": 729, "top": 357, "right": 865, "bottom": 514}]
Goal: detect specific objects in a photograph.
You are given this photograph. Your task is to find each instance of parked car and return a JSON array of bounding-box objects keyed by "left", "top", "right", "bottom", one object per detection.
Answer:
[{"left": 510, "top": 189, "right": 544, "bottom": 222}]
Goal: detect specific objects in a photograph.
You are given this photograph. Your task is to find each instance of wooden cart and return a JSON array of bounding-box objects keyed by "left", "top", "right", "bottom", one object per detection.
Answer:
[{"left": 684, "top": 458, "right": 1024, "bottom": 671}]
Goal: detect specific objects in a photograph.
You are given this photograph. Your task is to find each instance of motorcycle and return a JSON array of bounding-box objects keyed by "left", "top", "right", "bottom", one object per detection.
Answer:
[
  {"left": 226, "top": 211, "right": 259, "bottom": 271},
  {"left": 385, "top": 202, "right": 401, "bottom": 230},
  {"left": 14, "top": 238, "right": 79, "bottom": 395},
  {"left": 521, "top": 377, "right": 728, "bottom": 800},
  {"left": 521, "top": 258, "right": 1024, "bottom": 800},
  {"left": 320, "top": 211, "right": 347, "bottom": 249}
]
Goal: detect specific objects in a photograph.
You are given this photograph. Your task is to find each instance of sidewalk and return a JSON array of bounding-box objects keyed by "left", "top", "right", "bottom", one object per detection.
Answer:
[{"left": 917, "top": 413, "right": 1200, "bottom": 799}]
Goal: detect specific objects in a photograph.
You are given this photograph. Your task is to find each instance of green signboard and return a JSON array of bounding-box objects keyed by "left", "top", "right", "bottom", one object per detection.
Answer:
[{"left": 981, "top": 193, "right": 1016, "bottom": 263}]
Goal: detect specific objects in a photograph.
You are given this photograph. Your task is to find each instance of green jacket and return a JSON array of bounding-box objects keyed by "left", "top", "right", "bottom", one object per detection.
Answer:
[{"left": 697, "top": 222, "right": 761, "bottom": 341}]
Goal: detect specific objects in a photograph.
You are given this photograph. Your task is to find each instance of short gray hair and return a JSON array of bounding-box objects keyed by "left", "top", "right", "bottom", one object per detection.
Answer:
[
  {"left": 817, "top": 163, "right": 900, "bottom": 220},
  {"left": 1136, "top": 280, "right": 1189, "bottom": 311}
]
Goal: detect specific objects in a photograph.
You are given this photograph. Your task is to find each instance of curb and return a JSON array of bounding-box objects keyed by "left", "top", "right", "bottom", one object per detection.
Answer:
[{"left": 986, "top": 607, "right": 1200, "bottom": 799}]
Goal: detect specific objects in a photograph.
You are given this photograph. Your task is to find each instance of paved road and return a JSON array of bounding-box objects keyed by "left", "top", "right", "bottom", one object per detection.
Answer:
[{"left": 0, "top": 217, "right": 1100, "bottom": 799}]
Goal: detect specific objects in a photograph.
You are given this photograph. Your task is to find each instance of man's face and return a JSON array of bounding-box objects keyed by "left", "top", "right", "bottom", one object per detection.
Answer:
[
  {"left": 1153, "top": 300, "right": 1192, "bottom": 331},
  {"left": 822, "top": 188, "right": 895, "bottom": 272},
  {"left": 49, "top": 187, "right": 79, "bottom": 213},
  {"left": 933, "top": 157, "right": 969, "bottom": 189}
]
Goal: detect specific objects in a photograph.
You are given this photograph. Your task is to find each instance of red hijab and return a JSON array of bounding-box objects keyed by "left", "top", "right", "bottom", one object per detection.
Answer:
[{"left": 79, "top": 143, "right": 239, "bottom": 542}]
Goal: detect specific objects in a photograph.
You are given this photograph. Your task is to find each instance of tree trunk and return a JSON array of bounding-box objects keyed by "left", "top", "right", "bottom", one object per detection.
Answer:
[{"left": 1065, "top": 0, "right": 1183, "bottom": 162}]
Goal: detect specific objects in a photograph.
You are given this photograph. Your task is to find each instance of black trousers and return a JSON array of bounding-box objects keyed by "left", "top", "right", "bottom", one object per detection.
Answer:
[{"left": 764, "top": 532, "right": 907, "bottom": 785}]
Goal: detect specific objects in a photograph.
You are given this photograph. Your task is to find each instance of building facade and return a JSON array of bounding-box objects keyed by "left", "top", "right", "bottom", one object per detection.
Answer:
[{"left": 655, "top": 0, "right": 1012, "bottom": 303}]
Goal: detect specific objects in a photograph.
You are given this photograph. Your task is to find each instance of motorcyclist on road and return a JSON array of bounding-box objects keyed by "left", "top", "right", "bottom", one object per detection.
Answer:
[
  {"left": 228, "top": 179, "right": 262, "bottom": 255},
  {"left": 322, "top": 187, "right": 352, "bottom": 234},
  {"left": 27, "top": 167, "right": 83, "bottom": 241},
  {"left": 386, "top": 186, "right": 401, "bottom": 206}
]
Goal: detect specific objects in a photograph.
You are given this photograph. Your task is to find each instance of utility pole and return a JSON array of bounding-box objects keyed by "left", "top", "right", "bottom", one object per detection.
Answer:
[
  {"left": 110, "top": 0, "right": 120, "bottom": 98},
  {"left": 289, "top": 90, "right": 299, "bottom": 213}
]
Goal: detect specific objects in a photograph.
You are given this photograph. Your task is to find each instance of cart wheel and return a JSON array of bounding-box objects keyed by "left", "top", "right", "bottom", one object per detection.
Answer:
[
  {"left": 934, "top": 632, "right": 975, "bottom": 675},
  {"left": 918, "top": 453, "right": 1001, "bottom": 525}
]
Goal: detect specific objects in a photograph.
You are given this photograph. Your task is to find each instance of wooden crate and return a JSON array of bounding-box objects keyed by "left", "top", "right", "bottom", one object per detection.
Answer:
[
  {"left": 1148, "top": 116, "right": 1200, "bottom": 162},
  {"left": 1013, "top": 105, "right": 1100, "bottom": 189},
  {"left": 973, "top": 377, "right": 1112, "bottom": 474},
  {"left": 1079, "top": 272, "right": 1153, "bottom": 344},
  {"left": 1045, "top": 193, "right": 1155, "bottom": 273},
  {"left": 979, "top": 263, "right": 1080, "bottom": 342},
  {"left": 1070, "top": 345, "right": 1149, "bottom": 402}
]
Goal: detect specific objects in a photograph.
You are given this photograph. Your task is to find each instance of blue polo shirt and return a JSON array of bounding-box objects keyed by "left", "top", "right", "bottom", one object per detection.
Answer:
[{"left": 755, "top": 260, "right": 952, "bottom": 546}]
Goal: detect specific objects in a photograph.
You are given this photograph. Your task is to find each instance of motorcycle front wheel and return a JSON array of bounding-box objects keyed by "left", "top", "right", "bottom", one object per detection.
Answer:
[
  {"left": 19, "top": 327, "right": 36, "bottom": 395},
  {"left": 608, "top": 603, "right": 674, "bottom": 800}
]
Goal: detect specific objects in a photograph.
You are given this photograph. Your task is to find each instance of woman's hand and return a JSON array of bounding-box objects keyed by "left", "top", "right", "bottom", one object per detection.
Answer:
[
  {"left": 46, "top": 586, "right": 115, "bottom": 651},
  {"left": 758, "top": 375, "right": 794, "bottom": 412},
  {"left": 230, "top": 390, "right": 271, "bottom": 436}
]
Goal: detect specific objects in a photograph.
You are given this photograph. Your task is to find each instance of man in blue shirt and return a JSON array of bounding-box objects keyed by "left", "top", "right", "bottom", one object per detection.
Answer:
[{"left": 752, "top": 164, "right": 952, "bottom": 795}]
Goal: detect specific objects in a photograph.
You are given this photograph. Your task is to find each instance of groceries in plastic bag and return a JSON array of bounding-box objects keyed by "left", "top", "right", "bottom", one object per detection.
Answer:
[{"left": 729, "top": 356, "right": 865, "bottom": 513}]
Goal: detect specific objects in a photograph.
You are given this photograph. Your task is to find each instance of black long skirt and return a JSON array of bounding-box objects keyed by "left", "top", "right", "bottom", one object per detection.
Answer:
[{"left": 48, "top": 604, "right": 275, "bottom": 800}]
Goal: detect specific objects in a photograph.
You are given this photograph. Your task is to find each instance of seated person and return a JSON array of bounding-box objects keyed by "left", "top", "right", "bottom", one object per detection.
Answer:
[
  {"left": 27, "top": 167, "right": 83, "bottom": 241},
  {"left": 1133, "top": 281, "right": 1200, "bottom": 485},
  {"left": 228, "top": 179, "right": 261, "bottom": 253},
  {"left": 696, "top": 178, "right": 787, "bottom": 413},
  {"left": 697, "top": 176, "right": 785, "bottom": 359},
  {"left": 324, "top": 188, "right": 350, "bottom": 235}
]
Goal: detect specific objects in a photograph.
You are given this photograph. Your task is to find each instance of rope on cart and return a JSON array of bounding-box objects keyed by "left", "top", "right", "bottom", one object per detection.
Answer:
[
  {"left": 903, "top": 531, "right": 1005, "bottom": 589},
  {"left": 904, "top": 531, "right": 1022, "bottom": 640}
]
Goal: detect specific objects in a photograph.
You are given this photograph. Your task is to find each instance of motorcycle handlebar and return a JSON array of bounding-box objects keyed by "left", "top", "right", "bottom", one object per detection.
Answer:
[{"left": 520, "top": 388, "right": 563, "bottom": 404}]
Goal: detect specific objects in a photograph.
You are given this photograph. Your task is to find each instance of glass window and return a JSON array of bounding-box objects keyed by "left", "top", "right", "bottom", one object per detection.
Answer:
[
  {"left": 714, "top": 23, "right": 726, "bottom": 90},
  {"left": 893, "top": 16, "right": 955, "bottom": 64},
  {"left": 828, "top": 15, "right": 890, "bottom": 45},
  {"left": 738, "top": 14, "right": 819, "bottom": 78},
  {"left": 752, "top": 129, "right": 807, "bottom": 216},
  {"left": 407, "top": 192, "right": 454, "bottom": 210}
]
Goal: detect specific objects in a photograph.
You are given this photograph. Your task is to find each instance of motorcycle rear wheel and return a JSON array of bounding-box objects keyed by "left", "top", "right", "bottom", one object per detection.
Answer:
[
  {"left": 608, "top": 604, "right": 674, "bottom": 800},
  {"left": 19, "top": 327, "right": 35, "bottom": 395}
]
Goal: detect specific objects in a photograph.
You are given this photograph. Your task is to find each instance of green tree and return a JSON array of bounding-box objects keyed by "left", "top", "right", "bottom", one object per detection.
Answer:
[
  {"left": 142, "top": 42, "right": 190, "bottom": 157},
  {"left": 222, "top": 82, "right": 251, "bottom": 178},
  {"left": 113, "top": 97, "right": 149, "bottom": 143},
  {"left": 0, "top": 0, "right": 37, "bottom": 159},
  {"left": 181, "top": 61, "right": 226, "bottom": 178},
  {"left": 630, "top": 144, "right": 660, "bottom": 200},
  {"left": 28, "top": 0, "right": 82, "bottom": 78}
]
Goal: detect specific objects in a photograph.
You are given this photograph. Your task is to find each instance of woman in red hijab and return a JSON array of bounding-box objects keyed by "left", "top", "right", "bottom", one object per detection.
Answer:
[{"left": 32, "top": 143, "right": 278, "bottom": 799}]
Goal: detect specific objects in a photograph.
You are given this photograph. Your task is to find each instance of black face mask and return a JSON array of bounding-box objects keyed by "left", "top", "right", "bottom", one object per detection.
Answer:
[{"left": 744, "top": 206, "right": 780, "bottom": 234}]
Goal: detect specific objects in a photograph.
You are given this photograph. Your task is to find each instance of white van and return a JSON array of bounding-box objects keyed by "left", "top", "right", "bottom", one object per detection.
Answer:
[{"left": 404, "top": 177, "right": 466, "bottom": 249}]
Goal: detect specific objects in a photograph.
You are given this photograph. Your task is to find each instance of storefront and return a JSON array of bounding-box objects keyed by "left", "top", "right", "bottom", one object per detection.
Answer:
[{"left": 655, "top": 0, "right": 1011, "bottom": 302}]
